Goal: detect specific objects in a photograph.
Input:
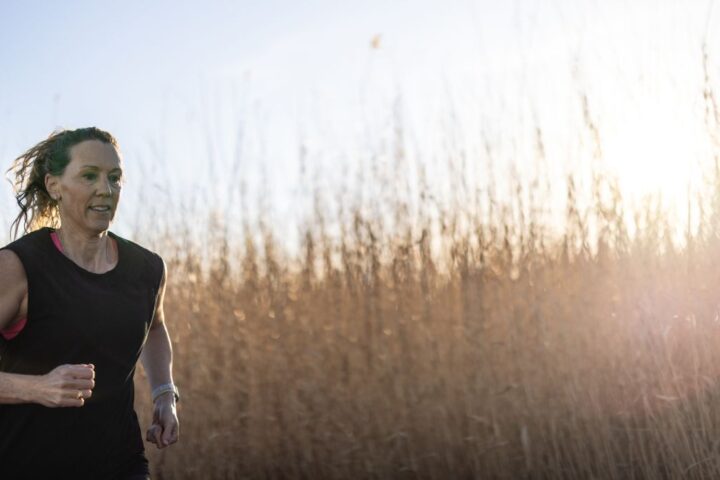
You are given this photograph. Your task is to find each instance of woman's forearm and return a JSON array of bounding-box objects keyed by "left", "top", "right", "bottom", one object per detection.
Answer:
[
  {"left": 140, "top": 322, "right": 174, "bottom": 390},
  {"left": 0, "top": 371, "right": 38, "bottom": 404}
]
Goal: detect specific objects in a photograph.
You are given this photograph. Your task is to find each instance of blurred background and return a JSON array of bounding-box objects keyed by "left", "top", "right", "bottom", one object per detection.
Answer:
[{"left": 4, "top": 0, "right": 720, "bottom": 478}]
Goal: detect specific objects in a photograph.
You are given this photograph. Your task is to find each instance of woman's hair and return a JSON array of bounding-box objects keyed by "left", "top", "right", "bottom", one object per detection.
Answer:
[{"left": 7, "top": 127, "right": 118, "bottom": 238}]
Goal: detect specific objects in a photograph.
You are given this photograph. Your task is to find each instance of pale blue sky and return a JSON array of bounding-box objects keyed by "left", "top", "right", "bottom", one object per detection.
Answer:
[{"left": 1, "top": 0, "right": 718, "bottom": 250}]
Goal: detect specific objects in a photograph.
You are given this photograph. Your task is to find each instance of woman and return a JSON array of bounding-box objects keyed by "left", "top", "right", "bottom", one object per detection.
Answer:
[{"left": 0, "top": 127, "right": 179, "bottom": 479}]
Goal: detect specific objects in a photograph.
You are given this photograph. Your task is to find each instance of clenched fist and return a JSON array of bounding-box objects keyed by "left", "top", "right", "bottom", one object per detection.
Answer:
[{"left": 35, "top": 363, "right": 95, "bottom": 407}]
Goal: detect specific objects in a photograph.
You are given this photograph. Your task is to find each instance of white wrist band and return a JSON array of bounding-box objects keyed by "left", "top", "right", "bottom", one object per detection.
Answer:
[{"left": 152, "top": 383, "right": 179, "bottom": 403}]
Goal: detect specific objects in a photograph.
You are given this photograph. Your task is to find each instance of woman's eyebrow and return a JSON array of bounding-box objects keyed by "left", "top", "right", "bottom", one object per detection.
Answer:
[{"left": 79, "top": 165, "right": 123, "bottom": 172}]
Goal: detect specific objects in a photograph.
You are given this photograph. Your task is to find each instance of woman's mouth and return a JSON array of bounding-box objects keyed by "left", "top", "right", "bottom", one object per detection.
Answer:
[{"left": 89, "top": 205, "right": 112, "bottom": 213}]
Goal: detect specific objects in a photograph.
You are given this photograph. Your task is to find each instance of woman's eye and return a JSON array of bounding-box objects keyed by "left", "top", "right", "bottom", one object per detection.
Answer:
[
  {"left": 83, "top": 173, "right": 97, "bottom": 181},
  {"left": 109, "top": 175, "right": 122, "bottom": 184}
]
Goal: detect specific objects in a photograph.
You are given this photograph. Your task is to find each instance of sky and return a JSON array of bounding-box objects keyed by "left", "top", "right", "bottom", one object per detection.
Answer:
[{"left": 1, "top": 0, "right": 719, "bottom": 251}]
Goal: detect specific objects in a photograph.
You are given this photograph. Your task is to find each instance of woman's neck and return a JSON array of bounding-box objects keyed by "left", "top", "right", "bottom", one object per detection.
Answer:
[{"left": 55, "top": 227, "right": 117, "bottom": 273}]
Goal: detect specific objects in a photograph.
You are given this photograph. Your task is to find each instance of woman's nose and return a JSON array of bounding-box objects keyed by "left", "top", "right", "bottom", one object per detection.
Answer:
[{"left": 97, "top": 177, "right": 113, "bottom": 196}]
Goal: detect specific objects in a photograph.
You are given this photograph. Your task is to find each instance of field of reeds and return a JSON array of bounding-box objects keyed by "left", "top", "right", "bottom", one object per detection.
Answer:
[{"left": 123, "top": 89, "right": 720, "bottom": 478}]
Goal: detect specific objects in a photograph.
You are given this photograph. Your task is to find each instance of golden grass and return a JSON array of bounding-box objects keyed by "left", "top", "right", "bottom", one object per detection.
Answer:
[
  {"left": 125, "top": 146, "right": 720, "bottom": 479},
  {"left": 130, "top": 49, "right": 720, "bottom": 477}
]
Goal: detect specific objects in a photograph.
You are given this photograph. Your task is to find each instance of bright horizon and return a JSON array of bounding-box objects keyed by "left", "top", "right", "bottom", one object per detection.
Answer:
[{"left": 1, "top": 0, "right": 719, "bottom": 254}]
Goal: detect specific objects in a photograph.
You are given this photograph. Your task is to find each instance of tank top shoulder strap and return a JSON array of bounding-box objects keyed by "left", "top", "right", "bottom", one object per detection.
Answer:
[
  {"left": 110, "top": 232, "right": 164, "bottom": 288},
  {"left": 0, "top": 227, "right": 55, "bottom": 280}
]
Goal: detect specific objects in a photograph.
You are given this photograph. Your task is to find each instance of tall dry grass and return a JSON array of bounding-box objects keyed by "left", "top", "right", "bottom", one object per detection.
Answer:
[{"left": 126, "top": 58, "right": 720, "bottom": 479}]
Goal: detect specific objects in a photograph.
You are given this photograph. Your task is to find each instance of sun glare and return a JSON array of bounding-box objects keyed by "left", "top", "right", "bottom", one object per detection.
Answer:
[{"left": 602, "top": 104, "right": 705, "bottom": 243}]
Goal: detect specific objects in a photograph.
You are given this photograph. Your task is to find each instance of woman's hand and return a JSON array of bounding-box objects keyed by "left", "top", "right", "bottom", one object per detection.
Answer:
[
  {"left": 146, "top": 394, "right": 179, "bottom": 449},
  {"left": 36, "top": 363, "right": 95, "bottom": 407}
]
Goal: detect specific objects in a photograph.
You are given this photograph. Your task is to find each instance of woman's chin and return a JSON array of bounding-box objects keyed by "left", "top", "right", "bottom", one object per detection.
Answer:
[{"left": 86, "top": 218, "right": 113, "bottom": 234}]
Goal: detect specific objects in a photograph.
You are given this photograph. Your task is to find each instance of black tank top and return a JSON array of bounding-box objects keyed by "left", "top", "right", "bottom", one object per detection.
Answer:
[{"left": 0, "top": 227, "right": 164, "bottom": 479}]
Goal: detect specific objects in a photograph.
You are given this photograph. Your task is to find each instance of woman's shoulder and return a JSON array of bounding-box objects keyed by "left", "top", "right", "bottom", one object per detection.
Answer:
[{"left": 0, "top": 248, "right": 26, "bottom": 279}]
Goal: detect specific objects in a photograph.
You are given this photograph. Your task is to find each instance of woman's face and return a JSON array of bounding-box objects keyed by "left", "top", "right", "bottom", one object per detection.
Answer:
[{"left": 46, "top": 139, "right": 123, "bottom": 235}]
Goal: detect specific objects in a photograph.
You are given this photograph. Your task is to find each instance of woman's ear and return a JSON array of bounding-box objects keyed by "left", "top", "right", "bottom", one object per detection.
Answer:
[{"left": 45, "top": 173, "right": 60, "bottom": 201}]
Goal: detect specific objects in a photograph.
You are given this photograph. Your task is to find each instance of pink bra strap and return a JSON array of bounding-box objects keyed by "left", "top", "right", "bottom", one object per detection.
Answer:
[{"left": 50, "top": 231, "right": 64, "bottom": 252}]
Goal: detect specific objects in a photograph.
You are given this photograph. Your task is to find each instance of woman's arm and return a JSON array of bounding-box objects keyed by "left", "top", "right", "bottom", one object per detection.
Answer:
[
  {"left": 140, "top": 261, "right": 179, "bottom": 449},
  {"left": 0, "top": 249, "right": 27, "bottom": 332},
  {"left": 0, "top": 250, "right": 95, "bottom": 406},
  {"left": 0, "top": 249, "right": 37, "bottom": 404}
]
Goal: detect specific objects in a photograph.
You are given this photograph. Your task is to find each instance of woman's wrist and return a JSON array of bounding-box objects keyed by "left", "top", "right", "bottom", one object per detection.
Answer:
[
  {"left": 153, "top": 391, "right": 176, "bottom": 406},
  {"left": 151, "top": 382, "right": 179, "bottom": 403},
  {"left": 23, "top": 374, "right": 42, "bottom": 404}
]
